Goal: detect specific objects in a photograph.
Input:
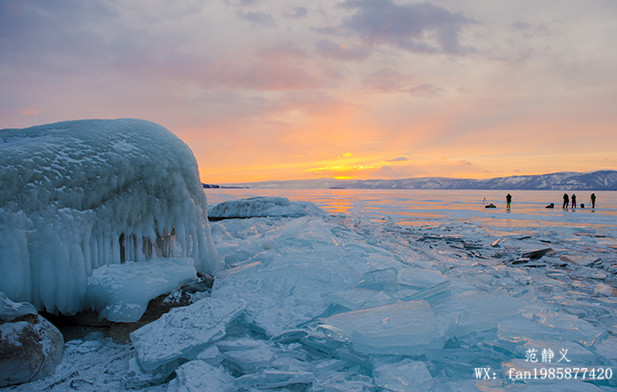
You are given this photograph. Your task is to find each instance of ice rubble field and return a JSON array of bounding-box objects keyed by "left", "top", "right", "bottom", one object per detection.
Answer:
[{"left": 5, "top": 196, "right": 617, "bottom": 391}]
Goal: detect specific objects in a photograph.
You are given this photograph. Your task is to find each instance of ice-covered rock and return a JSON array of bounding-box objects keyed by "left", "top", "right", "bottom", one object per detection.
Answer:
[
  {"left": 0, "top": 293, "right": 63, "bottom": 387},
  {"left": 130, "top": 297, "right": 246, "bottom": 374},
  {"left": 0, "top": 119, "right": 221, "bottom": 315},
  {"left": 86, "top": 258, "right": 197, "bottom": 322},
  {"left": 208, "top": 196, "right": 327, "bottom": 218}
]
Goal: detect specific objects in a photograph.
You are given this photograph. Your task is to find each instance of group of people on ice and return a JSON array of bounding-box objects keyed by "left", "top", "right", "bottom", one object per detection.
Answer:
[
  {"left": 482, "top": 193, "right": 597, "bottom": 209},
  {"left": 557, "top": 192, "right": 596, "bottom": 209}
]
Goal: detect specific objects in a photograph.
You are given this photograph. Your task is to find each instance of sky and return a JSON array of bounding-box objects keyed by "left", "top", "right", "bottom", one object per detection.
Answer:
[{"left": 1, "top": 0, "right": 617, "bottom": 184}]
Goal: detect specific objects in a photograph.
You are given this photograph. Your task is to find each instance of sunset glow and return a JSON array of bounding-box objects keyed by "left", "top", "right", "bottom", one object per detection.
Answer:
[{"left": 1, "top": 1, "right": 616, "bottom": 183}]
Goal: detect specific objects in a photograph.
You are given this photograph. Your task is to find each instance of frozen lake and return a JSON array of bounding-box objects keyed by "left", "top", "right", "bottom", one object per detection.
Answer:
[
  {"left": 206, "top": 188, "right": 617, "bottom": 232},
  {"left": 12, "top": 188, "right": 616, "bottom": 391}
]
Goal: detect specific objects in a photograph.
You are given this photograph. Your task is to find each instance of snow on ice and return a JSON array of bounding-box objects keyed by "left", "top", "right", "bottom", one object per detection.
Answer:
[{"left": 0, "top": 119, "right": 221, "bottom": 315}]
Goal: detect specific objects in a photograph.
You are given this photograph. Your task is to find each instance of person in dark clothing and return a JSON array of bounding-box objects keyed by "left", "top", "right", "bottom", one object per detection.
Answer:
[
  {"left": 591, "top": 193, "right": 596, "bottom": 208},
  {"left": 506, "top": 193, "right": 512, "bottom": 209},
  {"left": 562, "top": 193, "right": 569, "bottom": 209},
  {"left": 571, "top": 194, "right": 577, "bottom": 208}
]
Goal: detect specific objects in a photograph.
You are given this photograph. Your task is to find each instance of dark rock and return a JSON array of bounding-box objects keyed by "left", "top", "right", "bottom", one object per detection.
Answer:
[
  {"left": 0, "top": 293, "right": 64, "bottom": 387},
  {"left": 521, "top": 248, "right": 555, "bottom": 260}
]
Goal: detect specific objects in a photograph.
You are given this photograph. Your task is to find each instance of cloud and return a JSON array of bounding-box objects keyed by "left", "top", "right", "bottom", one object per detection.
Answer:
[
  {"left": 362, "top": 69, "right": 442, "bottom": 97},
  {"left": 337, "top": 0, "right": 476, "bottom": 54},
  {"left": 19, "top": 106, "right": 47, "bottom": 116},
  {"left": 458, "top": 160, "right": 473, "bottom": 166},
  {"left": 236, "top": 10, "right": 275, "bottom": 27},
  {"left": 317, "top": 40, "right": 371, "bottom": 61},
  {"left": 388, "top": 156, "right": 408, "bottom": 162},
  {"left": 285, "top": 6, "right": 308, "bottom": 18},
  {"left": 363, "top": 68, "right": 411, "bottom": 92},
  {"left": 406, "top": 83, "right": 444, "bottom": 97}
]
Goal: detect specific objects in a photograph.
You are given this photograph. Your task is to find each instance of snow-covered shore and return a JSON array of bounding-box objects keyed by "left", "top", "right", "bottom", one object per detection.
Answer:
[{"left": 5, "top": 195, "right": 616, "bottom": 391}]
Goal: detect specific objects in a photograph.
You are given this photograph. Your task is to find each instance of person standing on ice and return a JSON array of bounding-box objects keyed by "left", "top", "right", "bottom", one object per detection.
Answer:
[
  {"left": 571, "top": 194, "right": 577, "bottom": 208},
  {"left": 506, "top": 194, "right": 512, "bottom": 209},
  {"left": 562, "top": 193, "right": 569, "bottom": 209},
  {"left": 591, "top": 193, "right": 597, "bottom": 208}
]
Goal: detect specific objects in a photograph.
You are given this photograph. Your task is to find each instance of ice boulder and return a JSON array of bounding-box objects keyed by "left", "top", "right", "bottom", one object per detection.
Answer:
[
  {"left": 0, "top": 119, "right": 221, "bottom": 315},
  {"left": 86, "top": 258, "right": 197, "bottom": 322},
  {"left": 208, "top": 196, "right": 327, "bottom": 219}
]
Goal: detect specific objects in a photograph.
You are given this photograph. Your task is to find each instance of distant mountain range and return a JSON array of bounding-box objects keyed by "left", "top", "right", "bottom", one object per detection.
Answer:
[{"left": 216, "top": 170, "right": 617, "bottom": 190}]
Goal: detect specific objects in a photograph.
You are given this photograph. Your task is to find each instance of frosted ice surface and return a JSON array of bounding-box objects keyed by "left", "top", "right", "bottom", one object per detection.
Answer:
[
  {"left": 0, "top": 119, "right": 221, "bottom": 315},
  {"left": 373, "top": 359, "right": 434, "bottom": 392},
  {"left": 130, "top": 297, "right": 246, "bottom": 372},
  {"left": 208, "top": 196, "right": 327, "bottom": 218},
  {"left": 86, "top": 258, "right": 197, "bottom": 322},
  {"left": 320, "top": 300, "right": 444, "bottom": 355},
  {"left": 166, "top": 360, "right": 235, "bottom": 392}
]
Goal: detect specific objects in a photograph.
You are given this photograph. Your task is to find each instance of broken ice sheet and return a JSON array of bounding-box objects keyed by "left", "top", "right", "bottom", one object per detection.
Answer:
[
  {"left": 326, "top": 287, "right": 393, "bottom": 311},
  {"left": 373, "top": 359, "right": 434, "bottom": 392},
  {"left": 497, "top": 312, "right": 606, "bottom": 348},
  {"left": 166, "top": 360, "right": 235, "bottom": 392},
  {"left": 130, "top": 297, "right": 246, "bottom": 373},
  {"left": 235, "top": 369, "right": 314, "bottom": 389},
  {"left": 397, "top": 267, "right": 447, "bottom": 289},
  {"left": 319, "top": 300, "right": 445, "bottom": 355},
  {"left": 217, "top": 336, "right": 275, "bottom": 375},
  {"left": 432, "top": 290, "right": 524, "bottom": 338}
]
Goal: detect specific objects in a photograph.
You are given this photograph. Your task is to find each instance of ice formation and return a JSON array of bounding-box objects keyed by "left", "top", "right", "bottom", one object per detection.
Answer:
[
  {"left": 85, "top": 258, "right": 197, "bottom": 322},
  {"left": 0, "top": 119, "right": 221, "bottom": 315},
  {"left": 207, "top": 196, "right": 327, "bottom": 219}
]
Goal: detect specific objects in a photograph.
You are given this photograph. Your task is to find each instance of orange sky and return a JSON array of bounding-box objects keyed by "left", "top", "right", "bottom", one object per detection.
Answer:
[{"left": 1, "top": 1, "right": 616, "bottom": 184}]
